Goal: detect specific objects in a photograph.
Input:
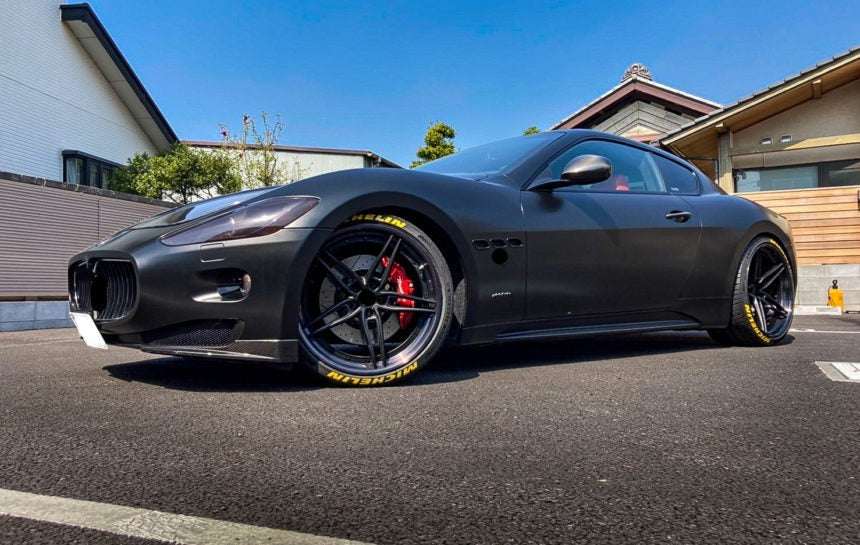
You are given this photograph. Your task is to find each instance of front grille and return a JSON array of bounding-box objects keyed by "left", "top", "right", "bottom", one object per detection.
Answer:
[
  {"left": 142, "top": 320, "right": 239, "bottom": 347},
  {"left": 69, "top": 259, "right": 137, "bottom": 321}
]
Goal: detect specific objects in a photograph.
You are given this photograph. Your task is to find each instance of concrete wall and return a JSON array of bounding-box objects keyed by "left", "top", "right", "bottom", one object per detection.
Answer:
[
  {"left": 0, "top": 0, "right": 158, "bottom": 181},
  {"left": 797, "top": 264, "right": 860, "bottom": 312},
  {"left": 0, "top": 301, "right": 73, "bottom": 332}
]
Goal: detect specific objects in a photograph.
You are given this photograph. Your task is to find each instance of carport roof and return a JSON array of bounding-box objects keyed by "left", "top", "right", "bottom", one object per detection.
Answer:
[{"left": 61, "top": 3, "right": 178, "bottom": 152}]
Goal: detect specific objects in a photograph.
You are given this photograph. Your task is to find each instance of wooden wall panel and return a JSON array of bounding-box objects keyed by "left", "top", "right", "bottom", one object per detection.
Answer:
[{"left": 740, "top": 186, "right": 860, "bottom": 265}]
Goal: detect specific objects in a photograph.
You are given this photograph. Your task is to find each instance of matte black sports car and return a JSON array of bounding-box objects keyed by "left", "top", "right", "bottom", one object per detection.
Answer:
[{"left": 69, "top": 130, "right": 796, "bottom": 386}]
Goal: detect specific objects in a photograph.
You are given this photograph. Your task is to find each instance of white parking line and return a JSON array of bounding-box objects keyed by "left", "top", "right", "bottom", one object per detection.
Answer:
[
  {"left": 815, "top": 361, "right": 860, "bottom": 383},
  {"left": 0, "top": 487, "right": 372, "bottom": 545},
  {"left": 790, "top": 328, "right": 860, "bottom": 334}
]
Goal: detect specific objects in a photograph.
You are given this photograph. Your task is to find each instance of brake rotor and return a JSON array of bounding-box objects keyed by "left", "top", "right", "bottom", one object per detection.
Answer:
[{"left": 318, "top": 254, "right": 400, "bottom": 344}]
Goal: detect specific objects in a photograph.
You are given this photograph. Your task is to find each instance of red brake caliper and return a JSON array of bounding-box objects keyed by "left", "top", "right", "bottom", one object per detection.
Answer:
[{"left": 380, "top": 257, "right": 415, "bottom": 328}]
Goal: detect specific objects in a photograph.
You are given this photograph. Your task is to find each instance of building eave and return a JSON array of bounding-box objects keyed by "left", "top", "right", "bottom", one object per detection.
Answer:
[
  {"left": 61, "top": 3, "right": 177, "bottom": 152},
  {"left": 661, "top": 46, "right": 860, "bottom": 149}
]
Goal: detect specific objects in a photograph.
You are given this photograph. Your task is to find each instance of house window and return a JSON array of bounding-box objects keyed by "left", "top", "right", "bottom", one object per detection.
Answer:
[
  {"left": 735, "top": 166, "right": 817, "bottom": 192},
  {"left": 734, "top": 159, "right": 860, "bottom": 192},
  {"left": 62, "top": 150, "right": 119, "bottom": 189},
  {"left": 64, "top": 157, "right": 83, "bottom": 185},
  {"left": 823, "top": 160, "right": 860, "bottom": 187}
]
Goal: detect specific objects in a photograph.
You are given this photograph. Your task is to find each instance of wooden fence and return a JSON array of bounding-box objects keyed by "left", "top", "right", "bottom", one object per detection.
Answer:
[{"left": 740, "top": 186, "right": 860, "bottom": 265}]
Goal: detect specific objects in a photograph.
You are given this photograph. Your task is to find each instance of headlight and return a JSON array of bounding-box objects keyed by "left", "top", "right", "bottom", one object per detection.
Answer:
[{"left": 160, "top": 196, "right": 319, "bottom": 246}]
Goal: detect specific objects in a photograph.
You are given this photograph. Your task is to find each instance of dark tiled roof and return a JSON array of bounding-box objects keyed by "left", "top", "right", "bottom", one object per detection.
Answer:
[{"left": 662, "top": 46, "right": 860, "bottom": 142}]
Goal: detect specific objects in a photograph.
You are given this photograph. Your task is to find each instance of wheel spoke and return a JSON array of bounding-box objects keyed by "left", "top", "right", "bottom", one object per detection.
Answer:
[
  {"left": 372, "top": 307, "right": 386, "bottom": 368},
  {"left": 757, "top": 263, "right": 785, "bottom": 291},
  {"left": 316, "top": 253, "right": 359, "bottom": 295},
  {"left": 305, "top": 297, "right": 354, "bottom": 328},
  {"left": 365, "top": 235, "right": 395, "bottom": 284},
  {"left": 359, "top": 308, "right": 377, "bottom": 368},
  {"left": 324, "top": 249, "right": 366, "bottom": 286},
  {"left": 761, "top": 292, "right": 788, "bottom": 318},
  {"left": 378, "top": 291, "right": 436, "bottom": 305},
  {"left": 377, "top": 304, "right": 436, "bottom": 314},
  {"left": 309, "top": 306, "right": 362, "bottom": 336},
  {"left": 752, "top": 295, "right": 769, "bottom": 333},
  {"left": 374, "top": 239, "right": 402, "bottom": 293}
]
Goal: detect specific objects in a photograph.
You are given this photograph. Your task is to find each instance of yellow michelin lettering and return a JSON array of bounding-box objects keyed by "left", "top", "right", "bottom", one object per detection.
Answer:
[
  {"left": 349, "top": 214, "right": 406, "bottom": 229},
  {"left": 744, "top": 304, "right": 772, "bottom": 343},
  {"left": 770, "top": 239, "right": 790, "bottom": 262},
  {"left": 326, "top": 361, "right": 420, "bottom": 385}
]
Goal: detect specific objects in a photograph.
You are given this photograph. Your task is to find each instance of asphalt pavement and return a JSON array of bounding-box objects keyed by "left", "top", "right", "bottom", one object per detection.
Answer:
[{"left": 0, "top": 315, "right": 858, "bottom": 544}]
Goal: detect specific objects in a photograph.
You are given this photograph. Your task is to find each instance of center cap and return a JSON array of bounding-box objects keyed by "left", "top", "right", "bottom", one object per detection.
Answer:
[{"left": 357, "top": 289, "right": 377, "bottom": 307}]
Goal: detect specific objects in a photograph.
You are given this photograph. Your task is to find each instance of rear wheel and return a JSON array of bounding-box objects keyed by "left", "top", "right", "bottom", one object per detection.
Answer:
[
  {"left": 708, "top": 237, "right": 794, "bottom": 346},
  {"left": 299, "top": 215, "right": 453, "bottom": 385}
]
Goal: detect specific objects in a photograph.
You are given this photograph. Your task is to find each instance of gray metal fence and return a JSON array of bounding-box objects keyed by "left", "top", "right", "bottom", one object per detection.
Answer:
[{"left": 0, "top": 175, "right": 171, "bottom": 298}]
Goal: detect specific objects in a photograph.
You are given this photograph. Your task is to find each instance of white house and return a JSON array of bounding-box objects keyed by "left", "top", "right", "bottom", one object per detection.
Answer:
[
  {"left": 186, "top": 141, "right": 399, "bottom": 183},
  {"left": 0, "top": 1, "right": 176, "bottom": 186}
]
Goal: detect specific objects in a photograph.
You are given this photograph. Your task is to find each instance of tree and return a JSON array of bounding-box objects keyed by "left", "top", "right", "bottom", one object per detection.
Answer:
[
  {"left": 109, "top": 152, "right": 150, "bottom": 195},
  {"left": 523, "top": 126, "right": 540, "bottom": 135},
  {"left": 110, "top": 143, "right": 241, "bottom": 204},
  {"left": 218, "top": 112, "right": 306, "bottom": 188},
  {"left": 411, "top": 122, "right": 456, "bottom": 168}
]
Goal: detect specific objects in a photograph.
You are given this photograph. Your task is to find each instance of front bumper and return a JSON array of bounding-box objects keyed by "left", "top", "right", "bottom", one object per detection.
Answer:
[{"left": 68, "top": 226, "right": 331, "bottom": 363}]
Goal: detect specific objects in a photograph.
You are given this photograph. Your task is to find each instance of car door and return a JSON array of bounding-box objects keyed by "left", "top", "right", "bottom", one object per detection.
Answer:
[{"left": 521, "top": 139, "right": 702, "bottom": 320}]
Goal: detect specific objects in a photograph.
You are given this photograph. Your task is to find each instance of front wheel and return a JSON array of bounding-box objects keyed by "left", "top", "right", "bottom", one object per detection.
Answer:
[
  {"left": 708, "top": 237, "right": 795, "bottom": 346},
  {"left": 298, "top": 215, "right": 453, "bottom": 385}
]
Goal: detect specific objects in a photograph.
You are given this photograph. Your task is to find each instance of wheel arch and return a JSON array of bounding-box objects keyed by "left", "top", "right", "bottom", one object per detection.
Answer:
[{"left": 725, "top": 221, "right": 797, "bottom": 296}]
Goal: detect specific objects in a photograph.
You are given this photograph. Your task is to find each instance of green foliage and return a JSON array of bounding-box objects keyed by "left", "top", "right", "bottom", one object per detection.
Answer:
[
  {"left": 411, "top": 121, "right": 456, "bottom": 168},
  {"left": 523, "top": 126, "right": 541, "bottom": 135},
  {"left": 110, "top": 143, "right": 241, "bottom": 204},
  {"left": 218, "top": 112, "right": 306, "bottom": 188},
  {"left": 109, "top": 152, "right": 150, "bottom": 195}
]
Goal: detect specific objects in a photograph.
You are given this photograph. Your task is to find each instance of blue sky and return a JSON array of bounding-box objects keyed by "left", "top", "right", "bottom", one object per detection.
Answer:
[{"left": 88, "top": 0, "right": 859, "bottom": 167}]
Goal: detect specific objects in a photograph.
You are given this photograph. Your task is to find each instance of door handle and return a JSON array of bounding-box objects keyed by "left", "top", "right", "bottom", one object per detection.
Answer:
[{"left": 665, "top": 210, "right": 692, "bottom": 223}]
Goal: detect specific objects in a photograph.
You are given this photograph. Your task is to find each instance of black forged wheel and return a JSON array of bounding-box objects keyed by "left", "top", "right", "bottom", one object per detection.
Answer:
[
  {"left": 708, "top": 237, "right": 795, "bottom": 346},
  {"left": 299, "top": 215, "right": 453, "bottom": 385}
]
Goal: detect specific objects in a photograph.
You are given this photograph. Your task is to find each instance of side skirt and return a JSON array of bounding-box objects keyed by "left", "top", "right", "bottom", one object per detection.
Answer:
[
  {"left": 494, "top": 320, "right": 700, "bottom": 342},
  {"left": 137, "top": 339, "right": 298, "bottom": 363}
]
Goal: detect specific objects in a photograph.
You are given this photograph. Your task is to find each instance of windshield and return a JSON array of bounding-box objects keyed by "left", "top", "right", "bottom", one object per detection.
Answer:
[
  {"left": 132, "top": 187, "right": 275, "bottom": 229},
  {"left": 415, "top": 132, "right": 562, "bottom": 176}
]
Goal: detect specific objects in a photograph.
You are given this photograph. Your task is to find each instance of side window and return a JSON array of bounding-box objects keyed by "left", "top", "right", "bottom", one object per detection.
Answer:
[
  {"left": 534, "top": 140, "right": 666, "bottom": 193},
  {"left": 653, "top": 154, "right": 700, "bottom": 195}
]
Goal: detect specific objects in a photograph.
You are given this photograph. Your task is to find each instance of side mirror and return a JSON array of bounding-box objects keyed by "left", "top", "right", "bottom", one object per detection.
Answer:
[{"left": 530, "top": 154, "right": 612, "bottom": 191}]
